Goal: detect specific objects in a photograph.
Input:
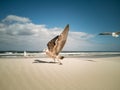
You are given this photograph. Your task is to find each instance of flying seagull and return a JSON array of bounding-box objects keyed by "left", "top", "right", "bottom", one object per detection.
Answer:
[
  {"left": 44, "top": 24, "right": 69, "bottom": 65},
  {"left": 99, "top": 32, "right": 120, "bottom": 38}
]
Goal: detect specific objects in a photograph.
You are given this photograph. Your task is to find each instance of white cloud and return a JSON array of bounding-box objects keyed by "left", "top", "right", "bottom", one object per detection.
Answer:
[
  {"left": 2, "top": 15, "right": 31, "bottom": 23},
  {"left": 0, "top": 15, "right": 94, "bottom": 51},
  {"left": 69, "top": 31, "right": 94, "bottom": 40}
]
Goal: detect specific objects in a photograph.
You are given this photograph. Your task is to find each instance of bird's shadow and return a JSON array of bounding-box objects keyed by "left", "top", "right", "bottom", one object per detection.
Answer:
[{"left": 33, "top": 59, "right": 57, "bottom": 64}]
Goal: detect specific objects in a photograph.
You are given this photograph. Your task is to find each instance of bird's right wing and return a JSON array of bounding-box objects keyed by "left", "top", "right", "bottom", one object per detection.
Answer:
[{"left": 54, "top": 24, "right": 69, "bottom": 55}]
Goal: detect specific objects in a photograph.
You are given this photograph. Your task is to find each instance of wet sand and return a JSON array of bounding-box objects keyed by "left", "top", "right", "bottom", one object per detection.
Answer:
[{"left": 0, "top": 57, "right": 120, "bottom": 90}]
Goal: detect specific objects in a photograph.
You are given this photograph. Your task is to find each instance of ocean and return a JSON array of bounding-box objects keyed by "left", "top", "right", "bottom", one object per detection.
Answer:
[{"left": 0, "top": 51, "right": 120, "bottom": 58}]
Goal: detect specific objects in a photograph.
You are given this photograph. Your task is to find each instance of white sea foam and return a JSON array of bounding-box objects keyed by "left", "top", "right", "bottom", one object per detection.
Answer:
[
  {"left": 0, "top": 51, "right": 120, "bottom": 58},
  {"left": 60, "top": 51, "right": 120, "bottom": 58}
]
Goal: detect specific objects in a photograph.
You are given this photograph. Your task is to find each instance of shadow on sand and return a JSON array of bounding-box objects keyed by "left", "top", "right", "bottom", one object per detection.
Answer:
[
  {"left": 85, "top": 60, "right": 96, "bottom": 62},
  {"left": 33, "top": 59, "right": 57, "bottom": 64}
]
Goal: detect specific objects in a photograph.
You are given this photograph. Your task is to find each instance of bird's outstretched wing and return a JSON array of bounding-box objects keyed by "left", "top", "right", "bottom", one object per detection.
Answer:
[
  {"left": 47, "top": 24, "right": 69, "bottom": 55},
  {"left": 99, "top": 32, "right": 112, "bottom": 35}
]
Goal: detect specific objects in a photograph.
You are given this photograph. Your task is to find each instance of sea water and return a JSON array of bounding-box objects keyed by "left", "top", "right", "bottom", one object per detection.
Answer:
[{"left": 0, "top": 51, "right": 120, "bottom": 58}]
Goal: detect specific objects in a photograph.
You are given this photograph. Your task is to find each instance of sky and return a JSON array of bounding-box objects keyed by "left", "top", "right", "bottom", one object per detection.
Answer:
[{"left": 0, "top": 0, "right": 120, "bottom": 51}]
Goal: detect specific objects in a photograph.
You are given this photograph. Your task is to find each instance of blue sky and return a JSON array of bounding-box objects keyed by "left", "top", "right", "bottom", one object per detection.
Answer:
[{"left": 0, "top": 0, "right": 120, "bottom": 51}]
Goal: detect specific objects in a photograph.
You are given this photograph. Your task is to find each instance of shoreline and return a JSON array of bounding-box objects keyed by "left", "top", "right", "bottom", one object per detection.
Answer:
[
  {"left": 0, "top": 55, "right": 120, "bottom": 58},
  {"left": 0, "top": 51, "right": 120, "bottom": 58}
]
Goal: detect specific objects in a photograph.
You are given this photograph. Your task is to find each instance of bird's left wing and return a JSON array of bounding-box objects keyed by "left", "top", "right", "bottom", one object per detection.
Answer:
[
  {"left": 99, "top": 32, "right": 112, "bottom": 35},
  {"left": 47, "top": 35, "right": 59, "bottom": 52}
]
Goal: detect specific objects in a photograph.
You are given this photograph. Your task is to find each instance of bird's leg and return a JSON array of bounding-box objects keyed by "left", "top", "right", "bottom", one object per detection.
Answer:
[
  {"left": 56, "top": 56, "right": 62, "bottom": 65},
  {"left": 53, "top": 58, "right": 56, "bottom": 63}
]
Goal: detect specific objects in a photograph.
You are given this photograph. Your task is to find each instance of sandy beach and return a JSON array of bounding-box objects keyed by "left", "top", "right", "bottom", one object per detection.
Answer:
[{"left": 0, "top": 57, "right": 120, "bottom": 90}]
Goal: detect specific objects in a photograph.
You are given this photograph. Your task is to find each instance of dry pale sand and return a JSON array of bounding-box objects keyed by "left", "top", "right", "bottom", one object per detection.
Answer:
[{"left": 0, "top": 57, "right": 120, "bottom": 90}]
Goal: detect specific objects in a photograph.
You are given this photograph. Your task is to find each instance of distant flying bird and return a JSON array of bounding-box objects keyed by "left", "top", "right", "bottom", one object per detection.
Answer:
[
  {"left": 99, "top": 32, "right": 120, "bottom": 38},
  {"left": 44, "top": 24, "right": 69, "bottom": 65}
]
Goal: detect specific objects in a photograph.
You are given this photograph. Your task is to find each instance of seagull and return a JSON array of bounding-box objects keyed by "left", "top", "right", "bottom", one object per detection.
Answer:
[
  {"left": 44, "top": 24, "right": 69, "bottom": 65},
  {"left": 99, "top": 32, "right": 120, "bottom": 38}
]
